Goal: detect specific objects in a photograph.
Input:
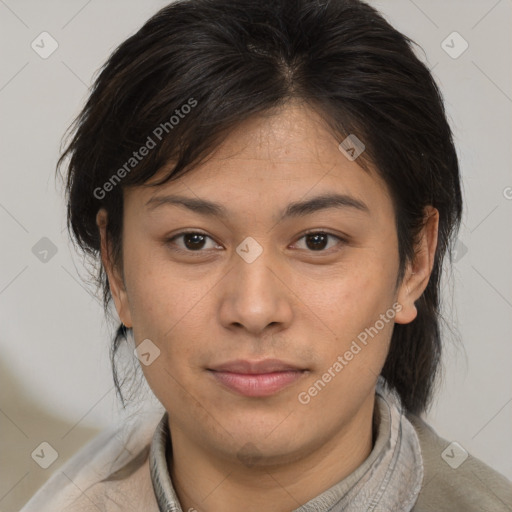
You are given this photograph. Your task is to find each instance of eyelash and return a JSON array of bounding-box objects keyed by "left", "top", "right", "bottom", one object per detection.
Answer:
[{"left": 165, "top": 229, "right": 348, "bottom": 256}]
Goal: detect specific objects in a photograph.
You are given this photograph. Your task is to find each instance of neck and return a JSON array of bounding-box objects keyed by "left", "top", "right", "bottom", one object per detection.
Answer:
[{"left": 168, "top": 393, "right": 376, "bottom": 512}]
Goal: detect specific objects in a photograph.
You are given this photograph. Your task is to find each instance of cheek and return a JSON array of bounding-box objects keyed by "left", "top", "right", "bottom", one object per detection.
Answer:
[
  {"left": 301, "top": 275, "right": 395, "bottom": 399},
  {"left": 124, "top": 248, "right": 210, "bottom": 335},
  {"left": 303, "top": 270, "right": 398, "bottom": 386},
  {"left": 304, "top": 264, "right": 393, "bottom": 332},
  {"left": 126, "top": 271, "right": 220, "bottom": 404}
]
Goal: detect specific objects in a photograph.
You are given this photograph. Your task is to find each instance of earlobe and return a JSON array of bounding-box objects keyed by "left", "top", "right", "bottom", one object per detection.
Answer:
[
  {"left": 394, "top": 206, "right": 439, "bottom": 325},
  {"left": 394, "top": 267, "right": 419, "bottom": 325},
  {"left": 96, "top": 209, "right": 133, "bottom": 328}
]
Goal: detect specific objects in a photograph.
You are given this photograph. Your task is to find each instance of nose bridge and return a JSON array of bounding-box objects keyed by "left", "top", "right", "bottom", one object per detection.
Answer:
[
  {"left": 236, "top": 242, "right": 276, "bottom": 293},
  {"left": 218, "top": 237, "right": 293, "bottom": 334},
  {"left": 234, "top": 238, "right": 280, "bottom": 308}
]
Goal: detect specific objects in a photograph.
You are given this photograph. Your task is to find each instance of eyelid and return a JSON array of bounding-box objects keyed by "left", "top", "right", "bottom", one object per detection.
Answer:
[
  {"left": 297, "top": 228, "right": 349, "bottom": 242},
  {"left": 291, "top": 229, "right": 348, "bottom": 252},
  {"left": 166, "top": 230, "right": 221, "bottom": 254}
]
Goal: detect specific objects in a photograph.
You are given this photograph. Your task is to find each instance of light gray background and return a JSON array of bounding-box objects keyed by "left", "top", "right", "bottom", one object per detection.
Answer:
[{"left": 1, "top": 0, "right": 511, "bottom": 510}]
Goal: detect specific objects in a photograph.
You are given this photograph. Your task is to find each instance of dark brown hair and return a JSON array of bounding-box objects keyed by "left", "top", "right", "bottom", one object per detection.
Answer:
[{"left": 59, "top": 0, "right": 463, "bottom": 415}]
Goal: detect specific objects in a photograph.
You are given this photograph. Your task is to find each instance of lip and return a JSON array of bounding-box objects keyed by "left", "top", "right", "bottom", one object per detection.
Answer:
[
  {"left": 209, "top": 358, "right": 305, "bottom": 374},
  {"left": 207, "top": 359, "right": 307, "bottom": 397}
]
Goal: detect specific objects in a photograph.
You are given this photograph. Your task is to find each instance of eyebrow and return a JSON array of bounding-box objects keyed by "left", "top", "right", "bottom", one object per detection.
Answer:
[{"left": 145, "top": 192, "right": 370, "bottom": 222}]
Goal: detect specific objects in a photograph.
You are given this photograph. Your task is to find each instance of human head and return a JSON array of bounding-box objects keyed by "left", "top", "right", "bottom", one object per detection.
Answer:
[{"left": 59, "top": 0, "right": 462, "bottom": 422}]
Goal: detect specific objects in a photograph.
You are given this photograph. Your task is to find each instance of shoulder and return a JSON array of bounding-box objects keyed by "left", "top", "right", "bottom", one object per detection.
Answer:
[
  {"left": 20, "top": 408, "right": 164, "bottom": 512},
  {"left": 407, "top": 413, "right": 512, "bottom": 512}
]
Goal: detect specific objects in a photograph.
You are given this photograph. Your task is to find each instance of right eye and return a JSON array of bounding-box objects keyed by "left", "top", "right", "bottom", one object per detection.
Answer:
[{"left": 165, "top": 231, "right": 223, "bottom": 253}]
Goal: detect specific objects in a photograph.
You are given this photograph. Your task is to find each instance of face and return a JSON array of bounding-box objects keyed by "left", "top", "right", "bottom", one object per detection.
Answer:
[{"left": 98, "top": 101, "right": 436, "bottom": 468}]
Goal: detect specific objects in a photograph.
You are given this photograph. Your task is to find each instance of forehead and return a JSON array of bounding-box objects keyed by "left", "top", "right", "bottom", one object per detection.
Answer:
[
  {"left": 209, "top": 101, "right": 340, "bottom": 164},
  {"left": 128, "top": 101, "right": 393, "bottom": 221}
]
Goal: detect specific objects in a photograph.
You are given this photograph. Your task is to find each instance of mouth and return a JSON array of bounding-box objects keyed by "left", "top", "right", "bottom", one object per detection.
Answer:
[{"left": 207, "top": 359, "right": 308, "bottom": 397}]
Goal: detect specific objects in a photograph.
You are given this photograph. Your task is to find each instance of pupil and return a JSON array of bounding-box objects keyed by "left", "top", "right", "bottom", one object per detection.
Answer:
[
  {"left": 184, "top": 233, "right": 205, "bottom": 250},
  {"left": 306, "top": 233, "right": 327, "bottom": 251}
]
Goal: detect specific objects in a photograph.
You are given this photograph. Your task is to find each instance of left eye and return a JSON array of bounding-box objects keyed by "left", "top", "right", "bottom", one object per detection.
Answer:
[
  {"left": 293, "top": 232, "right": 343, "bottom": 252},
  {"left": 166, "top": 231, "right": 344, "bottom": 253}
]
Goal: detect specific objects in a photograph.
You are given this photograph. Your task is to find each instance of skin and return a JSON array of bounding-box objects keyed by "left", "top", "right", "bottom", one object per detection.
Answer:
[{"left": 97, "top": 100, "right": 438, "bottom": 512}]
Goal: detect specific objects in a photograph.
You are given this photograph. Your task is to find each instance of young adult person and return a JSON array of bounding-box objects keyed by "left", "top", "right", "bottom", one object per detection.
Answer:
[{"left": 22, "top": 0, "right": 512, "bottom": 510}]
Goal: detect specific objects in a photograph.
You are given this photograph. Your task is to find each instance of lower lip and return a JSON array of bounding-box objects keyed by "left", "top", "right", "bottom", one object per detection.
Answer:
[{"left": 209, "top": 370, "right": 305, "bottom": 397}]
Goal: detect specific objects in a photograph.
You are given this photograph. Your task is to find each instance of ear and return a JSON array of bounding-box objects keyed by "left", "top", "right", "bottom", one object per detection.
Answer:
[
  {"left": 96, "top": 208, "right": 133, "bottom": 328},
  {"left": 394, "top": 206, "right": 439, "bottom": 325}
]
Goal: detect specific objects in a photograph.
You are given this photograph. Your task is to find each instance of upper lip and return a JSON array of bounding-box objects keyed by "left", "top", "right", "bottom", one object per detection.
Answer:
[{"left": 208, "top": 359, "right": 305, "bottom": 374}]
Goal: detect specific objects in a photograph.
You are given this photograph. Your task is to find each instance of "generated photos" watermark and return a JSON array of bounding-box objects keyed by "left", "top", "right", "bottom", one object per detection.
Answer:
[{"left": 298, "top": 302, "right": 402, "bottom": 405}]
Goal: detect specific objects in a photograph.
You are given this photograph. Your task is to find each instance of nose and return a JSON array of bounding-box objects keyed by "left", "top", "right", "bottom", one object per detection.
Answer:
[{"left": 217, "top": 245, "right": 294, "bottom": 337}]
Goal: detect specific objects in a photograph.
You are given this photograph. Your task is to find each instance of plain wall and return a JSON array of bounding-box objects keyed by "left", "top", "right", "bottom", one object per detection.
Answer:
[{"left": 0, "top": 1, "right": 511, "bottom": 510}]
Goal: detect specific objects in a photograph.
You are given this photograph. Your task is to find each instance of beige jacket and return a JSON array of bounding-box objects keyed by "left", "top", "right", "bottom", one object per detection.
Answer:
[{"left": 21, "top": 386, "right": 512, "bottom": 512}]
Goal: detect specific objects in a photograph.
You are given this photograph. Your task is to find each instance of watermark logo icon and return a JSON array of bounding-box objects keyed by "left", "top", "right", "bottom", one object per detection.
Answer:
[
  {"left": 236, "top": 442, "right": 263, "bottom": 468},
  {"left": 338, "top": 134, "right": 365, "bottom": 161},
  {"left": 441, "top": 32, "right": 468, "bottom": 59},
  {"left": 31, "top": 237, "right": 58, "bottom": 263},
  {"left": 31, "top": 442, "right": 59, "bottom": 469},
  {"left": 441, "top": 441, "right": 468, "bottom": 469},
  {"left": 453, "top": 239, "right": 468, "bottom": 263},
  {"left": 31, "top": 32, "right": 59, "bottom": 59},
  {"left": 236, "top": 237, "right": 263, "bottom": 264},
  {"left": 134, "top": 338, "right": 161, "bottom": 366}
]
